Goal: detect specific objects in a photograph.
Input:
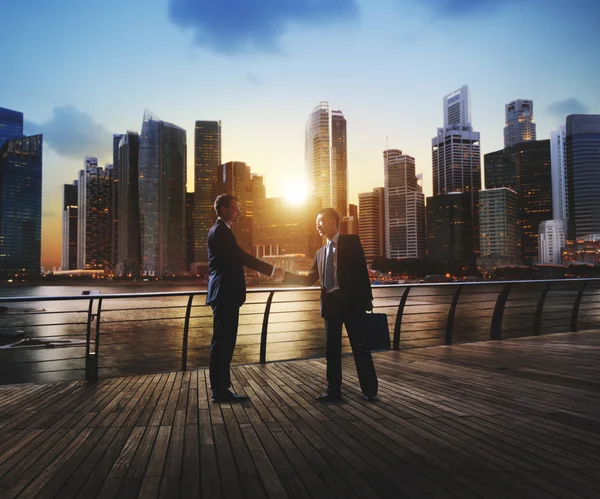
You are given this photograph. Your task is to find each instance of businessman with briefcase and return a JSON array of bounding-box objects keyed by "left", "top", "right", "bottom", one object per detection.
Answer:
[{"left": 283, "top": 208, "right": 379, "bottom": 402}]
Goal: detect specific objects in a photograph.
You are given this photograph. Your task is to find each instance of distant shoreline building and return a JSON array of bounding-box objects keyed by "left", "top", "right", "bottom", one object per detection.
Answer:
[{"left": 358, "top": 187, "right": 385, "bottom": 263}]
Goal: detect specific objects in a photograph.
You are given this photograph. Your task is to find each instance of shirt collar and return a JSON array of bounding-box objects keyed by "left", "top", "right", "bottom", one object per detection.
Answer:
[
  {"left": 218, "top": 217, "right": 231, "bottom": 229},
  {"left": 328, "top": 232, "right": 340, "bottom": 246}
]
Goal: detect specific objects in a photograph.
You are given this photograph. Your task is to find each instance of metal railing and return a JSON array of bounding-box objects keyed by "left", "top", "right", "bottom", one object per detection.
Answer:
[{"left": 1, "top": 278, "right": 600, "bottom": 384}]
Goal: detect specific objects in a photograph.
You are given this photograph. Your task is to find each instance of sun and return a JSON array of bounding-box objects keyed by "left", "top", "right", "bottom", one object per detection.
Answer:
[{"left": 284, "top": 181, "right": 308, "bottom": 205}]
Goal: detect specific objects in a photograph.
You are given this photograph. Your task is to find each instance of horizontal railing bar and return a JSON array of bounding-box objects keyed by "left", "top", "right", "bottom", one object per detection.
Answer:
[
  {"left": 0, "top": 356, "right": 87, "bottom": 365},
  {"left": 3, "top": 278, "right": 600, "bottom": 304},
  {"left": 3, "top": 310, "right": 89, "bottom": 317}
]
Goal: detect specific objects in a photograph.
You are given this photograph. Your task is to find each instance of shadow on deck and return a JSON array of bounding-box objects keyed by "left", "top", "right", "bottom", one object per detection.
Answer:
[{"left": 0, "top": 331, "right": 599, "bottom": 498}]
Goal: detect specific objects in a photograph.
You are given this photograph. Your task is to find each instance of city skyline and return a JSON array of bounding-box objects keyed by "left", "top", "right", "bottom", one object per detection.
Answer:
[{"left": 1, "top": 0, "right": 598, "bottom": 269}]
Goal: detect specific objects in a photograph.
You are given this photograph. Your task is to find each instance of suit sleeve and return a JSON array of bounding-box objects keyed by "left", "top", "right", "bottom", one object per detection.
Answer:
[
  {"left": 241, "top": 249, "right": 274, "bottom": 276},
  {"left": 354, "top": 236, "right": 373, "bottom": 302},
  {"left": 282, "top": 253, "right": 320, "bottom": 286},
  {"left": 214, "top": 223, "right": 273, "bottom": 276}
]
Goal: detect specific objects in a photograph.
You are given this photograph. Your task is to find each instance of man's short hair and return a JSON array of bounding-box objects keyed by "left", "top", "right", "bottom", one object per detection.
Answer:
[
  {"left": 318, "top": 208, "right": 340, "bottom": 228},
  {"left": 214, "top": 193, "right": 238, "bottom": 217}
]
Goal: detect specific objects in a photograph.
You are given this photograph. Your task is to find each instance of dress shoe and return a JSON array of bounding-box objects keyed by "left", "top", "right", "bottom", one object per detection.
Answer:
[
  {"left": 212, "top": 390, "right": 248, "bottom": 403},
  {"left": 317, "top": 392, "right": 342, "bottom": 402},
  {"left": 363, "top": 395, "right": 378, "bottom": 402}
]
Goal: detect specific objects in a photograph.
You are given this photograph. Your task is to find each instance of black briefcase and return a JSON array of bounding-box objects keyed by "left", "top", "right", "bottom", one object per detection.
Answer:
[{"left": 363, "top": 312, "right": 391, "bottom": 351}]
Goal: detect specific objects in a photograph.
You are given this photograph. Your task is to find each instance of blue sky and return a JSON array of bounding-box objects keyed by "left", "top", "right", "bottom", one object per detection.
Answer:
[{"left": 2, "top": 0, "right": 599, "bottom": 268}]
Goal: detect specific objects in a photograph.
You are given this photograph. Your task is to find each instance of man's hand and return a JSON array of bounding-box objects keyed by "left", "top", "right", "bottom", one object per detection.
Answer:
[{"left": 273, "top": 266, "right": 285, "bottom": 282}]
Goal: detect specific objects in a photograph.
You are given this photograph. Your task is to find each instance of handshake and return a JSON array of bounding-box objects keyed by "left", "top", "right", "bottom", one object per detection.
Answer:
[{"left": 272, "top": 266, "right": 286, "bottom": 282}]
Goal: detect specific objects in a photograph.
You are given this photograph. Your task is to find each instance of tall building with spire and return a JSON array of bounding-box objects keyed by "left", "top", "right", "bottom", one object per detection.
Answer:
[
  {"left": 504, "top": 99, "right": 536, "bottom": 148},
  {"left": 384, "top": 150, "right": 425, "bottom": 259},
  {"left": 139, "top": 111, "right": 187, "bottom": 275},
  {"left": 305, "top": 102, "right": 347, "bottom": 214},
  {"left": 193, "top": 120, "right": 221, "bottom": 268}
]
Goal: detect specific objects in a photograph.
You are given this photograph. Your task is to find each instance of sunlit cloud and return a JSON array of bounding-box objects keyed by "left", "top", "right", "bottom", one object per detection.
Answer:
[
  {"left": 25, "top": 106, "right": 111, "bottom": 160},
  {"left": 168, "top": 0, "right": 359, "bottom": 54}
]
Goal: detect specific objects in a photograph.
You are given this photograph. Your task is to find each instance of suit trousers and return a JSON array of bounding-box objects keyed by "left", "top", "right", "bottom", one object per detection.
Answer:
[
  {"left": 210, "top": 303, "right": 240, "bottom": 395},
  {"left": 322, "top": 292, "right": 378, "bottom": 398}
]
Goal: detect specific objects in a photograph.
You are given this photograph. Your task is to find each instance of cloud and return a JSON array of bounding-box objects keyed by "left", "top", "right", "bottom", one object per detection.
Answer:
[
  {"left": 419, "top": 0, "right": 523, "bottom": 16},
  {"left": 547, "top": 98, "right": 590, "bottom": 118},
  {"left": 168, "top": 0, "right": 359, "bottom": 54},
  {"left": 246, "top": 72, "right": 263, "bottom": 85},
  {"left": 24, "top": 106, "right": 111, "bottom": 159}
]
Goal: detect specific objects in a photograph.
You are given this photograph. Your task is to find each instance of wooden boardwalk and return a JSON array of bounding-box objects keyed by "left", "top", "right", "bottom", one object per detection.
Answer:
[{"left": 0, "top": 331, "right": 599, "bottom": 499}]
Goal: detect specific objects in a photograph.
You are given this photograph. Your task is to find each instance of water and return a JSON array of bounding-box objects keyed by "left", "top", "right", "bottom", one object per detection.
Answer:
[{"left": 1, "top": 280, "right": 598, "bottom": 384}]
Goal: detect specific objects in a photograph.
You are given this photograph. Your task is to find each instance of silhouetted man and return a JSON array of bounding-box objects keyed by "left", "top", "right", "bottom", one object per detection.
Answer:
[
  {"left": 207, "top": 194, "right": 284, "bottom": 402},
  {"left": 283, "top": 208, "right": 378, "bottom": 401}
]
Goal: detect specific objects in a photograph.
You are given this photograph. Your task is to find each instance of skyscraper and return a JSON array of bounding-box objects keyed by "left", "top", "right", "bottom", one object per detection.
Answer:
[
  {"left": 217, "top": 161, "right": 254, "bottom": 254},
  {"left": 0, "top": 134, "right": 42, "bottom": 277},
  {"left": 484, "top": 149, "right": 516, "bottom": 190},
  {"left": 305, "top": 103, "right": 348, "bottom": 214},
  {"left": 384, "top": 149, "right": 425, "bottom": 259},
  {"left": 62, "top": 182, "right": 78, "bottom": 271},
  {"left": 306, "top": 102, "right": 331, "bottom": 209},
  {"left": 358, "top": 187, "right": 385, "bottom": 263},
  {"left": 478, "top": 188, "right": 520, "bottom": 265},
  {"left": 117, "top": 132, "right": 141, "bottom": 277},
  {"left": 77, "top": 158, "right": 113, "bottom": 270},
  {"left": 504, "top": 99, "right": 536, "bottom": 148},
  {"left": 0, "top": 107, "right": 23, "bottom": 148},
  {"left": 331, "top": 110, "right": 347, "bottom": 216},
  {"left": 194, "top": 120, "right": 221, "bottom": 267},
  {"left": 139, "top": 111, "right": 187, "bottom": 275},
  {"left": 566, "top": 114, "right": 600, "bottom": 238},
  {"left": 506, "top": 140, "right": 553, "bottom": 264},
  {"left": 426, "top": 193, "right": 475, "bottom": 265},
  {"left": 550, "top": 125, "right": 568, "bottom": 221},
  {"left": 111, "top": 133, "right": 124, "bottom": 269},
  {"left": 430, "top": 85, "right": 481, "bottom": 264},
  {"left": 432, "top": 85, "right": 481, "bottom": 201}
]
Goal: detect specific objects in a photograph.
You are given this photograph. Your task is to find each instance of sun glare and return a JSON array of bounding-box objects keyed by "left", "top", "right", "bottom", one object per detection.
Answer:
[{"left": 284, "top": 182, "right": 308, "bottom": 205}]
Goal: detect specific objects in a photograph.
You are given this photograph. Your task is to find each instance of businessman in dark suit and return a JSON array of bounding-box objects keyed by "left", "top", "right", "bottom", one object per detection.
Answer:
[
  {"left": 283, "top": 208, "right": 378, "bottom": 402},
  {"left": 207, "top": 193, "right": 283, "bottom": 403}
]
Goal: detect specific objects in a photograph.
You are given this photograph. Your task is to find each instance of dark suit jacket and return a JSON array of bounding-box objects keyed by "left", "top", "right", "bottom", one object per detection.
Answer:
[
  {"left": 284, "top": 234, "right": 373, "bottom": 315},
  {"left": 206, "top": 219, "right": 273, "bottom": 307}
]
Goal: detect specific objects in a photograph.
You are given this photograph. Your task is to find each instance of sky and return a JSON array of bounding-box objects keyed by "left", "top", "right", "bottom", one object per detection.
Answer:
[{"left": 2, "top": 0, "right": 599, "bottom": 269}]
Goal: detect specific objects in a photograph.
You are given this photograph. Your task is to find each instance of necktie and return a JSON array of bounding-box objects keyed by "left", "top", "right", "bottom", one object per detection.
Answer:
[{"left": 324, "top": 241, "right": 335, "bottom": 291}]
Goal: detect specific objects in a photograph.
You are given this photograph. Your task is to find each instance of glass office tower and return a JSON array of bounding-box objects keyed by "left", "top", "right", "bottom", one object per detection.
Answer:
[{"left": 0, "top": 135, "right": 43, "bottom": 277}]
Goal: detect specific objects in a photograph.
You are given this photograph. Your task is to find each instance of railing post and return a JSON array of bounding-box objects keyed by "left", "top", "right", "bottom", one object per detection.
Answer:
[
  {"left": 393, "top": 286, "right": 411, "bottom": 350},
  {"left": 490, "top": 283, "right": 512, "bottom": 341},
  {"left": 85, "top": 298, "right": 102, "bottom": 382},
  {"left": 182, "top": 294, "right": 194, "bottom": 371},
  {"left": 533, "top": 282, "right": 552, "bottom": 336},
  {"left": 260, "top": 291, "right": 276, "bottom": 364},
  {"left": 93, "top": 298, "right": 103, "bottom": 381},
  {"left": 85, "top": 298, "right": 95, "bottom": 381},
  {"left": 571, "top": 280, "right": 588, "bottom": 332},
  {"left": 445, "top": 285, "right": 464, "bottom": 346}
]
